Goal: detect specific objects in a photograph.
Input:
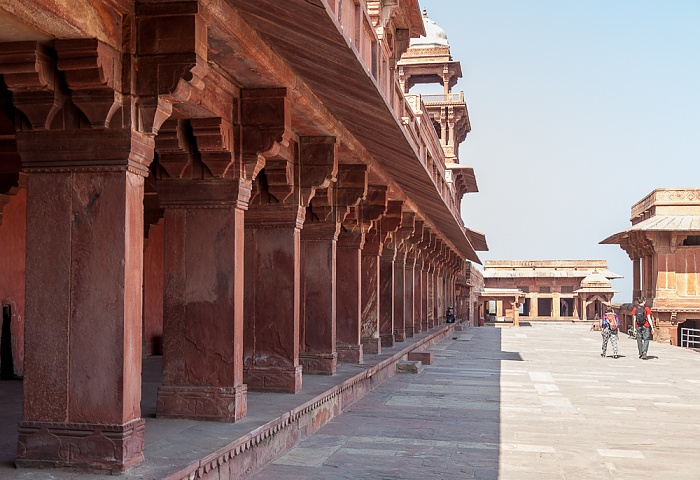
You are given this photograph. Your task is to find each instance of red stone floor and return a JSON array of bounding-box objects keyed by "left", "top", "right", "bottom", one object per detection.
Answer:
[{"left": 0, "top": 325, "right": 454, "bottom": 479}]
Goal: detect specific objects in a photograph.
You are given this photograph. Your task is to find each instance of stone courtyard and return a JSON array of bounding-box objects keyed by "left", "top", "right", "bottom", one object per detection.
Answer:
[{"left": 250, "top": 323, "right": 700, "bottom": 480}]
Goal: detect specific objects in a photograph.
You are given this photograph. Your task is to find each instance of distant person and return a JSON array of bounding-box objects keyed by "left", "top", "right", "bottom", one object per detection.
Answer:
[
  {"left": 633, "top": 298, "right": 654, "bottom": 360},
  {"left": 600, "top": 307, "right": 619, "bottom": 358},
  {"left": 446, "top": 306, "right": 455, "bottom": 324}
]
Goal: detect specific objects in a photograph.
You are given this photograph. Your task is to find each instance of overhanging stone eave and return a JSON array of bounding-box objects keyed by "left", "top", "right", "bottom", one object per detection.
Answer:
[{"left": 230, "top": 0, "right": 477, "bottom": 262}]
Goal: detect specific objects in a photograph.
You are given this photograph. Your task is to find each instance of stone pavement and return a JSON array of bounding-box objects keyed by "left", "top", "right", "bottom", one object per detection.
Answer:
[{"left": 250, "top": 323, "right": 700, "bottom": 480}]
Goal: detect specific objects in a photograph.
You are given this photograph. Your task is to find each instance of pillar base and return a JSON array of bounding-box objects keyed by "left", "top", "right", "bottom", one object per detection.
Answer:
[
  {"left": 156, "top": 385, "right": 247, "bottom": 422},
  {"left": 362, "top": 337, "right": 381, "bottom": 355},
  {"left": 380, "top": 333, "right": 395, "bottom": 347},
  {"left": 244, "top": 365, "right": 302, "bottom": 393},
  {"left": 394, "top": 329, "right": 406, "bottom": 342},
  {"left": 16, "top": 419, "right": 145, "bottom": 473},
  {"left": 300, "top": 352, "right": 337, "bottom": 375},
  {"left": 336, "top": 344, "right": 363, "bottom": 363}
]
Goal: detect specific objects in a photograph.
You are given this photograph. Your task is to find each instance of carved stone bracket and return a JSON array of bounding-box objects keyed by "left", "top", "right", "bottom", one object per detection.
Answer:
[
  {"left": 55, "top": 38, "right": 123, "bottom": 128},
  {"left": 0, "top": 41, "right": 67, "bottom": 130},
  {"left": 240, "top": 88, "right": 292, "bottom": 182},
  {"left": 299, "top": 136, "right": 338, "bottom": 206},
  {"left": 135, "top": 0, "right": 209, "bottom": 135},
  {"left": 395, "top": 211, "right": 416, "bottom": 253},
  {"left": 154, "top": 119, "right": 194, "bottom": 179},
  {"left": 191, "top": 117, "right": 234, "bottom": 177},
  {"left": 379, "top": 200, "right": 404, "bottom": 239}
]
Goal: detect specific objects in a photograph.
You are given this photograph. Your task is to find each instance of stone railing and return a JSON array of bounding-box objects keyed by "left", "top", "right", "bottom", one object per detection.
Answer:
[
  {"left": 327, "top": 0, "right": 461, "bottom": 223},
  {"left": 421, "top": 92, "right": 465, "bottom": 104},
  {"left": 402, "top": 94, "right": 461, "bottom": 218}
]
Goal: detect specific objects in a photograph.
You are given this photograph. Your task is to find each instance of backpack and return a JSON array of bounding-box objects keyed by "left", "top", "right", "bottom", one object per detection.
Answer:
[
  {"left": 635, "top": 306, "right": 647, "bottom": 326},
  {"left": 608, "top": 315, "right": 618, "bottom": 330}
]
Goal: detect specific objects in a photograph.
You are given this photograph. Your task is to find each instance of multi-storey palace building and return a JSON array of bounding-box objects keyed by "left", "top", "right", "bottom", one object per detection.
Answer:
[
  {"left": 0, "top": 0, "right": 485, "bottom": 474},
  {"left": 482, "top": 260, "right": 620, "bottom": 323},
  {"left": 602, "top": 189, "right": 700, "bottom": 345}
]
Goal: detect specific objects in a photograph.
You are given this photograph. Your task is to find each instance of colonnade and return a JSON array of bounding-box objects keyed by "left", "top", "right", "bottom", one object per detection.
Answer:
[{"left": 0, "top": 21, "right": 464, "bottom": 472}]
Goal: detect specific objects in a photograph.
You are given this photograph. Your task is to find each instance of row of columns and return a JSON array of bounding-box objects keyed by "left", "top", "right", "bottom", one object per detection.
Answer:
[{"left": 0, "top": 30, "right": 464, "bottom": 474}]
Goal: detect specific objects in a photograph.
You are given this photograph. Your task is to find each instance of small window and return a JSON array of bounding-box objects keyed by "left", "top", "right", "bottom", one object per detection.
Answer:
[
  {"left": 517, "top": 286, "right": 530, "bottom": 293},
  {"left": 561, "top": 286, "right": 574, "bottom": 294},
  {"left": 539, "top": 286, "right": 550, "bottom": 294},
  {"left": 682, "top": 236, "right": 700, "bottom": 246}
]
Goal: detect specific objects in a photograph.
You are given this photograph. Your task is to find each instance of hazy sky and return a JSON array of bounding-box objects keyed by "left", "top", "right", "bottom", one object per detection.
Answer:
[{"left": 416, "top": 0, "right": 700, "bottom": 303}]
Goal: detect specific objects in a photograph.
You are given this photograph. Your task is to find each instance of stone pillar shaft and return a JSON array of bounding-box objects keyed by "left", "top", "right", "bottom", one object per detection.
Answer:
[
  {"left": 337, "top": 237, "right": 363, "bottom": 363},
  {"left": 379, "top": 246, "right": 396, "bottom": 347},
  {"left": 300, "top": 228, "right": 338, "bottom": 374},
  {"left": 157, "top": 198, "right": 247, "bottom": 422},
  {"left": 17, "top": 129, "right": 152, "bottom": 471},
  {"left": 361, "top": 247, "right": 381, "bottom": 354},
  {"left": 393, "top": 249, "right": 406, "bottom": 342},
  {"left": 244, "top": 209, "right": 303, "bottom": 393}
]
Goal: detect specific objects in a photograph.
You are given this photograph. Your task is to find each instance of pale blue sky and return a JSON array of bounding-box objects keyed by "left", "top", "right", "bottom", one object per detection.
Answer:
[{"left": 416, "top": 0, "right": 700, "bottom": 303}]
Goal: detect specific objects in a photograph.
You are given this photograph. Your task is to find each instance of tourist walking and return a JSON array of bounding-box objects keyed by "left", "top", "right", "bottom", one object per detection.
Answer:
[
  {"left": 633, "top": 298, "right": 654, "bottom": 359},
  {"left": 601, "top": 308, "right": 619, "bottom": 358}
]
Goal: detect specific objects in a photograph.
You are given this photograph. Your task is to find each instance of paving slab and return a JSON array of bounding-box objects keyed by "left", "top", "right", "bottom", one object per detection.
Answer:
[{"left": 250, "top": 324, "right": 700, "bottom": 480}]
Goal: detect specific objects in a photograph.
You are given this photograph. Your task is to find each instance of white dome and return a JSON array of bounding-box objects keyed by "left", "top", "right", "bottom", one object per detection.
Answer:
[{"left": 411, "top": 13, "right": 449, "bottom": 48}]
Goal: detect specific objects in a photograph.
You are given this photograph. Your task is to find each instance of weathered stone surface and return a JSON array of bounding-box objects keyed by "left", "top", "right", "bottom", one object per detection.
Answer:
[
  {"left": 16, "top": 419, "right": 145, "bottom": 472},
  {"left": 396, "top": 360, "right": 423, "bottom": 374},
  {"left": 407, "top": 350, "right": 434, "bottom": 365}
]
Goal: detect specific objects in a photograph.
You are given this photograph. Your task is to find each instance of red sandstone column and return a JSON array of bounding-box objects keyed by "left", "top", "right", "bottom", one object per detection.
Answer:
[
  {"left": 408, "top": 220, "right": 425, "bottom": 336},
  {"left": 335, "top": 167, "right": 370, "bottom": 364},
  {"left": 392, "top": 244, "right": 406, "bottom": 342},
  {"left": 155, "top": 118, "right": 249, "bottom": 422},
  {"left": 632, "top": 256, "right": 641, "bottom": 302},
  {"left": 298, "top": 137, "right": 341, "bottom": 375},
  {"left": 300, "top": 214, "right": 338, "bottom": 374},
  {"left": 360, "top": 186, "right": 389, "bottom": 355},
  {"left": 17, "top": 127, "right": 152, "bottom": 470},
  {"left": 245, "top": 205, "right": 304, "bottom": 392},
  {"left": 242, "top": 96, "right": 336, "bottom": 392},
  {"left": 380, "top": 238, "right": 397, "bottom": 347},
  {"left": 2, "top": 39, "right": 152, "bottom": 471},
  {"left": 418, "top": 229, "right": 433, "bottom": 332},
  {"left": 404, "top": 252, "right": 416, "bottom": 337},
  {"left": 379, "top": 201, "right": 403, "bottom": 348},
  {"left": 361, "top": 232, "right": 383, "bottom": 355},
  {"left": 393, "top": 211, "right": 415, "bottom": 341},
  {"left": 337, "top": 229, "right": 364, "bottom": 363},
  {"left": 413, "top": 255, "right": 424, "bottom": 334}
]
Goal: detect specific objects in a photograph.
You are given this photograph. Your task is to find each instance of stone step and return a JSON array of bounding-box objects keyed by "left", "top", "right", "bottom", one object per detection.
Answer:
[{"left": 408, "top": 351, "right": 434, "bottom": 365}]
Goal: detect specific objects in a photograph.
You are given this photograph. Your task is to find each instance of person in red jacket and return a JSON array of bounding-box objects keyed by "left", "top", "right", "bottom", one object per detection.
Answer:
[{"left": 633, "top": 298, "right": 654, "bottom": 360}]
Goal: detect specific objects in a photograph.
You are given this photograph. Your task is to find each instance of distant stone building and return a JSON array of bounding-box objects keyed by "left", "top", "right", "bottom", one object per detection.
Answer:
[
  {"left": 601, "top": 188, "right": 700, "bottom": 345},
  {"left": 482, "top": 260, "right": 620, "bottom": 322}
]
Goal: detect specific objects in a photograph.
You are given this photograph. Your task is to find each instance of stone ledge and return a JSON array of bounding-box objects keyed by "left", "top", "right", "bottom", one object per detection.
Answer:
[{"left": 408, "top": 351, "right": 434, "bottom": 365}]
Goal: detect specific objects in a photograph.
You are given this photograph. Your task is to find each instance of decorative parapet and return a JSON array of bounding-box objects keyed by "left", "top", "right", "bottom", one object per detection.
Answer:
[
  {"left": 631, "top": 188, "right": 700, "bottom": 223},
  {"left": 485, "top": 260, "right": 610, "bottom": 269}
]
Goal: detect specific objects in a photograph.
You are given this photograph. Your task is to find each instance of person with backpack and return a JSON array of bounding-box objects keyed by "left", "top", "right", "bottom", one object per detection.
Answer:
[
  {"left": 601, "top": 307, "right": 620, "bottom": 358},
  {"left": 633, "top": 298, "right": 654, "bottom": 359}
]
